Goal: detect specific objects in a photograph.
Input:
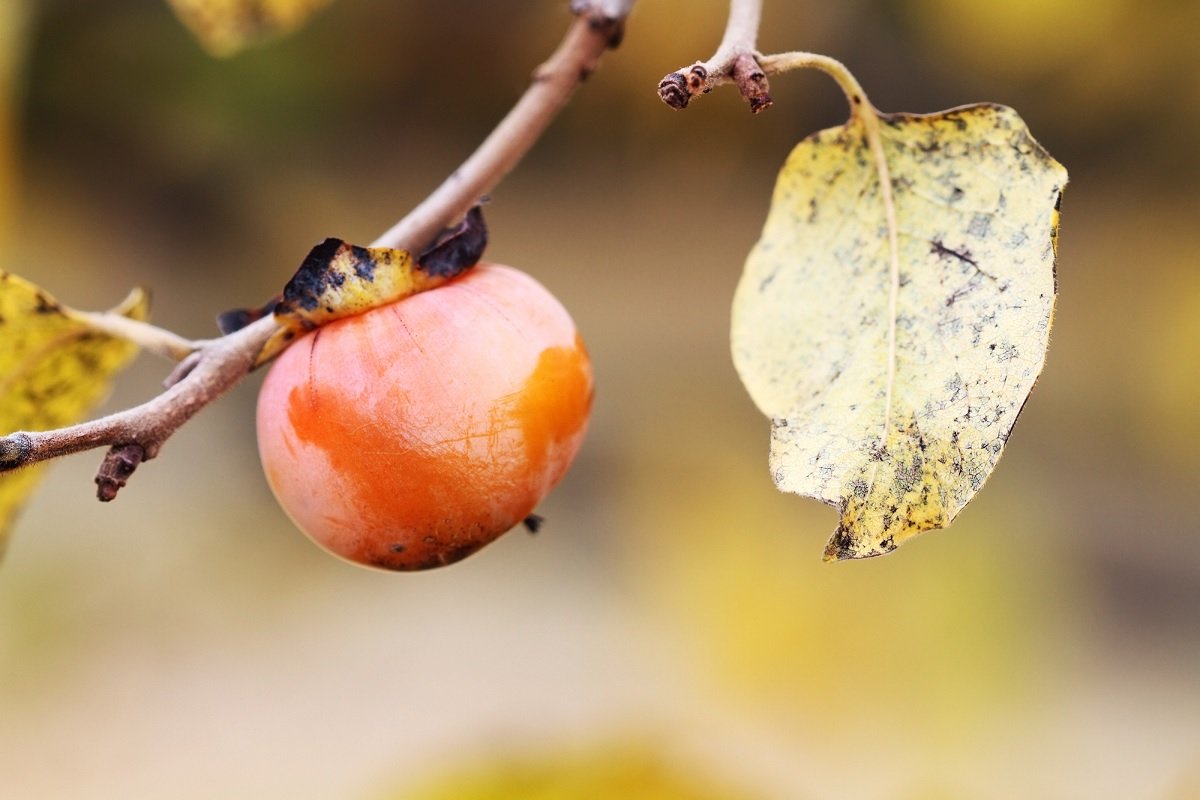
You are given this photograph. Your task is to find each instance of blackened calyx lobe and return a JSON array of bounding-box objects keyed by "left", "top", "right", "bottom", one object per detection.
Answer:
[
  {"left": 280, "top": 237, "right": 346, "bottom": 315},
  {"left": 215, "top": 206, "right": 488, "bottom": 335},
  {"left": 418, "top": 206, "right": 488, "bottom": 279},
  {"left": 217, "top": 238, "right": 344, "bottom": 334},
  {"left": 216, "top": 296, "right": 279, "bottom": 335}
]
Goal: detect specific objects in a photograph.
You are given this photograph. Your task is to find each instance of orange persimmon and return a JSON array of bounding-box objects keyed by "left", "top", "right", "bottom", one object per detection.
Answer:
[{"left": 256, "top": 264, "right": 593, "bottom": 571}]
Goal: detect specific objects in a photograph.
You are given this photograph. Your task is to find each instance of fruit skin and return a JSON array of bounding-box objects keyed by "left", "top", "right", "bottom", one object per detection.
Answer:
[{"left": 256, "top": 264, "right": 593, "bottom": 571}]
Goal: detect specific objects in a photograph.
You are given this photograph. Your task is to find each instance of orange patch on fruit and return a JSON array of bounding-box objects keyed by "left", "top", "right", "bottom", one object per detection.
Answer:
[
  {"left": 513, "top": 335, "right": 594, "bottom": 482},
  {"left": 285, "top": 382, "right": 500, "bottom": 570}
]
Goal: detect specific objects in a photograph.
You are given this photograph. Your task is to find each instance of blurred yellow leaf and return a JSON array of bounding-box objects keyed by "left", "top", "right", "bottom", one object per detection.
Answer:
[
  {"left": 392, "top": 746, "right": 753, "bottom": 800},
  {"left": 732, "top": 104, "right": 1066, "bottom": 560},
  {"left": 0, "top": 274, "right": 148, "bottom": 556},
  {"left": 0, "top": 0, "right": 30, "bottom": 258},
  {"left": 166, "top": 0, "right": 334, "bottom": 56}
]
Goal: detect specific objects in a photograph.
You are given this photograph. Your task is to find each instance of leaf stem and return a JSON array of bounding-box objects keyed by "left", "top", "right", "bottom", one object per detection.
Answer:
[
  {"left": 760, "top": 52, "right": 900, "bottom": 437},
  {"left": 0, "top": 1, "right": 632, "bottom": 499},
  {"left": 665, "top": 34, "right": 903, "bottom": 443},
  {"left": 65, "top": 308, "right": 201, "bottom": 362}
]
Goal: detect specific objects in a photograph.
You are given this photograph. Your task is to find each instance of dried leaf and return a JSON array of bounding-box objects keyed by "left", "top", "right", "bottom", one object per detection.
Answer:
[
  {"left": 0, "top": 274, "right": 149, "bottom": 556},
  {"left": 234, "top": 206, "right": 488, "bottom": 366},
  {"left": 732, "top": 103, "right": 1066, "bottom": 560},
  {"left": 166, "top": 0, "right": 334, "bottom": 56}
]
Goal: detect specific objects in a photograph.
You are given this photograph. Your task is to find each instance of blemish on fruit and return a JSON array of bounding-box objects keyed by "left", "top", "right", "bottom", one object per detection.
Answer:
[{"left": 513, "top": 335, "right": 594, "bottom": 481}]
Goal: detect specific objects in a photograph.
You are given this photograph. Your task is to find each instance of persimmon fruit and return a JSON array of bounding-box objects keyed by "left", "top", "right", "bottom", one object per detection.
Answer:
[{"left": 256, "top": 264, "right": 593, "bottom": 571}]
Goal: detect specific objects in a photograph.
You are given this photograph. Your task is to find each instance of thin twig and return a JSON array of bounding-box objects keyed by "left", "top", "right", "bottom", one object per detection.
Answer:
[
  {"left": 0, "top": 1, "right": 631, "bottom": 500},
  {"left": 658, "top": 0, "right": 772, "bottom": 112},
  {"left": 375, "top": 4, "right": 627, "bottom": 252}
]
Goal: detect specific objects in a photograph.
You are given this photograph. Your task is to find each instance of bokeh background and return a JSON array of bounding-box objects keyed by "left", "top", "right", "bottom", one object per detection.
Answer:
[{"left": 1, "top": 1, "right": 1198, "bottom": 798}]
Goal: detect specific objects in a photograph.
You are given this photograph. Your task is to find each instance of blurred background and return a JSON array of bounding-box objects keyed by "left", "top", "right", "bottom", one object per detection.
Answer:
[{"left": 1, "top": 0, "right": 1198, "bottom": 797}]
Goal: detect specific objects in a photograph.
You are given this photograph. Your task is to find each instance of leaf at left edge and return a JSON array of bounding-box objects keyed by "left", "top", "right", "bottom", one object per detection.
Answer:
[
  {"left": 165, "top": 0, "right": 335, "bottom": 57},
  {"left": 0, "top": 274, "right": 149, "bottom": 559}
]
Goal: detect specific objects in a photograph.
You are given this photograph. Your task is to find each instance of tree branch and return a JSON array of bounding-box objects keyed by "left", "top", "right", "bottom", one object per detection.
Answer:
[
  {"left": 657, "top": 0, "right": 772, "bottom": 113},
  {"left": 374, "top": 3, "right": 627, "bottom": 252},
  {"left": 0, "top": 1, "right": 631, "bottom": 500}
]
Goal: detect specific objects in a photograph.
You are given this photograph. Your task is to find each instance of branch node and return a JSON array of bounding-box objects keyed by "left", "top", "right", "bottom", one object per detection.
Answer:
[
  {"left": 731, "top": 53, "right": 773, "bottom": 113},
  {"left": 570, "top": 0, "right": 627, "bottom": 48},
  {"left": 96, "top": 444, "right": 146, "bottom": 502},
  {"left": 658, "top": 64, "right": 710, "bottom": 110},
  {"left": 0, "top": 432, "right": 33, "bottom": 472},
  {"left": 164, "top": 351, "right": 203, "bottom": 389},
  {"left": 657, "top": 71, "right": 691, "bottom": 109}
]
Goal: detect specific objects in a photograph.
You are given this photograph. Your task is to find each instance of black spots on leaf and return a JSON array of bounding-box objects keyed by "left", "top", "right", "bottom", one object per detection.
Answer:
[
  {"left": 894, "top": 458, "right": 921, "bottom": 492},
  {"left": 758, "top": 269, "right": 778, "bottom": 293},
  {"left": 280, "top": 237, "right": 347, "bottom": 314},
  {"left": 75, "top": 347, "right": 102, "bottom": 375},
  {"left": 826, "top": 526, "right": 856, "bottom": 561},
  {"left": 990, "top": 342, "right": 1020, "bottom": 363},
  {"left": 930, "top": 238, "right": 979, "bottom": 268},
  {"left": 418, "top": 205, "right": 489, "bottom": 279},
  {"left": 944, "top": 374, "right": 965, "bottom": 403},
  {"left": 943, "top": 111, "right": 969, "bottom": 132},
  {"left": 349, "top": 245, "right": 375, "bottom": 281},
  {"left": 945, "top": 285, "right": 973, "bottom": 308},
  {"left": 33, "top": 292, "right": 61, "bottom": 315},
  {"left": 967, "top": 214, "right": 991, "bottom": 238}
]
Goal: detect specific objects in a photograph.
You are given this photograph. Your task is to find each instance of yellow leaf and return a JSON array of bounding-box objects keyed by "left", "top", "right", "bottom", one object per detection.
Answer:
[
  {"left": 165, "top": 0, "right": 334, "bottom": 56},
  {"left": 393, "top": 746, "right": 753, "bottom": 800},
  {"left": 732, "top": 104, "right": 1066, "bottom": 560},
  {"left": 0, "top": 274, "right": 148, "bottom": 556}
]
